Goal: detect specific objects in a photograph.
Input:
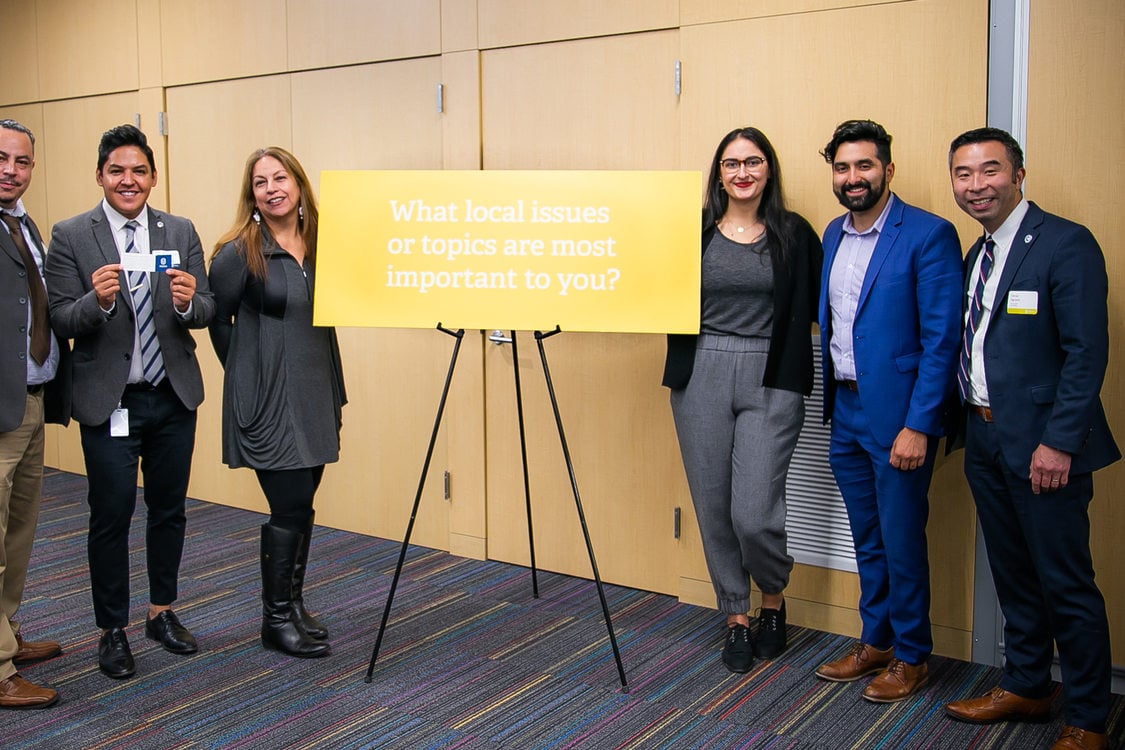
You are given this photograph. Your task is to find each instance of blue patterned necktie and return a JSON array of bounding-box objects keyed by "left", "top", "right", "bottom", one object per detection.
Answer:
[
  {"left": 125, "top": 220, "right": 165, "bottom": 385},
  {"left": 958, "top": 236, "right": 995, "bottom": 401}
]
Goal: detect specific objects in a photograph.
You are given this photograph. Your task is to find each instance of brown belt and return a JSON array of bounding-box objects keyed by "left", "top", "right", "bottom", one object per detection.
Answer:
[
  {"left": 969, "top": 404, "right": 993, "bottom": 422},
  {"left": 837, "top": 379, "right": 859, "bottom": 392}
]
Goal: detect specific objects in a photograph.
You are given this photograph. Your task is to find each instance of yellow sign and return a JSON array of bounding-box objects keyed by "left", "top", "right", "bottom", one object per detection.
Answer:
[{"left": 314, "top": 170, "right": 701, "bottom": 334}]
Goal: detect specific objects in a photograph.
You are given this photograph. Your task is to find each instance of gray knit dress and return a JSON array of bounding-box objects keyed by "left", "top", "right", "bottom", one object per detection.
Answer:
[{"left": 208, "top": 237, "right": 346, "bottom": 470}]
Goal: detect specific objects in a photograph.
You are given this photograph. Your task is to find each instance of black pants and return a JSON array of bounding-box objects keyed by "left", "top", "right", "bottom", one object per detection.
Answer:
[
  {"left": 80, "top": 383, "right": 196, "bottom": 629},
  {"left": 255, "top": 466, "right": 325, "bottom": 532}
]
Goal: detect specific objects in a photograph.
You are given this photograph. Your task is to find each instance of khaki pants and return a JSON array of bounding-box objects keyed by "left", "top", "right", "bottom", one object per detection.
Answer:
[{"left": 0, "top": 392, "right": 45, "bottom": 681}]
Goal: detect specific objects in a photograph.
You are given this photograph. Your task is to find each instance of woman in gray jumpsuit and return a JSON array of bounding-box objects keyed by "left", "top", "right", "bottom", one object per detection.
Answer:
[
  {"left": 209, "top": 147, "right": 346, "bottom": 658},
  {"left": 664, "top": 128, "right": 822, "bottom": 673}
]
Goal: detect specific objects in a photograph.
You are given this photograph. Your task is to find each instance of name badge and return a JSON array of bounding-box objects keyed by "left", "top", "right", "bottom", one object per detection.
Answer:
[
  {"left": 110, "top": 407, "right": 129, "bottom": 437},
  {"left": 1007, "top": 290, "right": 1038, "bottom": 315}
]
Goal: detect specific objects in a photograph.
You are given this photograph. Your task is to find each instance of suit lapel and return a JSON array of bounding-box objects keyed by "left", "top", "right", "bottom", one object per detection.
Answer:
[
  {"left": 855, "top": 195, "right": 903, "bottom": 315},
  {"left": 146, "top": 206, "right": 169, "bottom": 305},
  {"left": 991, "top": 202, "right": 1043, "bottom": 306}
]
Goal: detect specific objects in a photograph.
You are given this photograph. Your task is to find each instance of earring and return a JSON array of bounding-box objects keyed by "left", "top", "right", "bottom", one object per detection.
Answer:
[
  {"left": 252, "top": 209, "right": 261, "bottom": 224},
  {"left": 298, "top": 204, "right": 304, "bottom": 222}
]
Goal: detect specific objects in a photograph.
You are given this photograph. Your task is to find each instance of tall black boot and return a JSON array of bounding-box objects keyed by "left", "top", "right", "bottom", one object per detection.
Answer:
[
  {"left": 260, "top": 524, "right": 330, "bottom": 658},
  {"left": 292, "top": 512, "right": 328, "bottom": 640}
]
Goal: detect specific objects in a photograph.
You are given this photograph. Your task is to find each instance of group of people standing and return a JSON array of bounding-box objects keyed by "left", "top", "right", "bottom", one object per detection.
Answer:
[
  {"left": 666, "top": 120, "right": 1117, "bottom": 750},
  {"left": 0, "top": 122, "right": 346, "bottom": 711},
  {"left": 0, "top": 116, "right": 1117, "bottom": 750}
]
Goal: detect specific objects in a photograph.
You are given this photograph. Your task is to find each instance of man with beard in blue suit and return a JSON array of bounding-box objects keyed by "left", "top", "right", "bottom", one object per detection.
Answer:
[
  {"left": 813, "top": 120, "right": 962, "bottom": 703},
  {"left": 943, "top": 128, "right": 1118, "bottom": 750}
]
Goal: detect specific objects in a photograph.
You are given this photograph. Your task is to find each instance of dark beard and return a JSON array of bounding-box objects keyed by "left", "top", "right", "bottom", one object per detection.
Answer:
[{"left": 834, "top": 178, "right": 885, "bottom": 212}]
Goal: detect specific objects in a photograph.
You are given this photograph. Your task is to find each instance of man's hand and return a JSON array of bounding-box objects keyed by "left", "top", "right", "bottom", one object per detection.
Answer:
[
  {"left": 92, "top": 264, "right": 122, "bottom": 310},
  {"left": 166, "top": 268, "right": 196, "bottom": 312},
  {"left": 890, "top": 427, "right": 928, "bottom": 471},
  {"left": 1030, "top": 444, "right": 1071, "bottom": 494}
]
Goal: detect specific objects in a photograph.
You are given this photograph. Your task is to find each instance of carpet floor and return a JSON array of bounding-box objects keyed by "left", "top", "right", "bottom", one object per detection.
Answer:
[{"left": 5, "top": 470, "right": 1122, "bottom": 749}]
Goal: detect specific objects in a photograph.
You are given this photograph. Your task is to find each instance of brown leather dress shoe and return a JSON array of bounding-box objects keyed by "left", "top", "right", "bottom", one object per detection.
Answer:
[
  {"left": 13, "top": 634, "right": 62, "bottom": 665},
  {"left": 1051, "top": 726, "right": 1108, "bottom": 750},
  {"left": 815, "top": 642, "right": 894, "bottom": 682},
  {"left": 944, "top": 686, "right": 1052, "bottom": 724},
  {"left": 0, "top": 673, "right": 59, "bottom": 709},
  {"left": 862, "top": 658, "right": 928, "bottom": 703}
]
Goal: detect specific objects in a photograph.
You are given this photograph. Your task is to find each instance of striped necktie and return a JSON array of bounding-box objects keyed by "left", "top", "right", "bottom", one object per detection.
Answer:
[
  {"left": 124, "top": 220, "right": 165, "bottom": 385},
  {"left": 957, "top": 236, "right": 995, "bottom": 401}
]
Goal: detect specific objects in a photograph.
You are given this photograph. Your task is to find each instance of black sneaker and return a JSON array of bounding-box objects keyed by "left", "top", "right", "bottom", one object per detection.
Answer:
[
  {"left": 721, "top": 624, "right": 754, "bottom": 673},
  {"left": 753, "top": 601, "right": 787, "bottom": 659}
]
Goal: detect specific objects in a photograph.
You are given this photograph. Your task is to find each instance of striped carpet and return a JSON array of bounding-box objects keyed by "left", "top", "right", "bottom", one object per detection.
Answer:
[{"left": 6, "top": 470, "right": 1121, "bottom": 749}]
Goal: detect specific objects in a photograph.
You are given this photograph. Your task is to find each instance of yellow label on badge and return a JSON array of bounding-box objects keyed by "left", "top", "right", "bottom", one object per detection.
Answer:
[
  {"left": 1007, "top": 290, "right": 1038, "bottom": 315},
  {"left": 314, "top": 170, "right": 701, "bottom": 334}
]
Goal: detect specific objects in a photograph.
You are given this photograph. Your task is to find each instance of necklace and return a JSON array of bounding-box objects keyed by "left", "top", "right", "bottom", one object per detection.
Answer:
[{"left": 719, "top": 218, "right": 763, "bottom": 239}]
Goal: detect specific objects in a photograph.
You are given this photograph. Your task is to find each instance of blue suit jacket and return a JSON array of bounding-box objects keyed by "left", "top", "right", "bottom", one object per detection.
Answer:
[
  {"left": 819, "top": 195, "right": 963, "bottom": 447},
  {"left": 967, "top": 201, "right": 1119, "bottom": 476}
]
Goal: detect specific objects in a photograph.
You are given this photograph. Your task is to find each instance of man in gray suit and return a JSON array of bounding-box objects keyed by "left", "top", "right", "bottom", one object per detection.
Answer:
[
  {"left": 0, "top": 119, "right": 69, "bottom": 709},
  {"left": 45, "top": 125, "right": 214, "bottom": 679}
]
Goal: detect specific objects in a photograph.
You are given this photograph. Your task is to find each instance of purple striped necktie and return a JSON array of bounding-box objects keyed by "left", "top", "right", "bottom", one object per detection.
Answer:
[{"left": 957, "top": 236, "right": 995, "bottom": 401}]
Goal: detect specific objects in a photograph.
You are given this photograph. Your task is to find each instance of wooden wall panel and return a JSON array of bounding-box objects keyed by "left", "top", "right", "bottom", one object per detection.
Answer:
[
  {"left": 478, "top": 0, "right": 677, "bottom": 49},
  {"left": 287, "top": 0, "right": 441, "bottom": 70},
  {"left": 442, "top": 0, "right": 479, "bottom": 53},
  {"left": 1026, "top": 0, "right": 1125, "bottom": 663},
  {"left": 290, "top": 60, "right": 444, "bottom": 171},
  {"left": 159, "top": 0, "right": 287, "bottom": 86},
  {"left": 681, "top": 0, "right": 910, "bottom": 26},
  {"left": 482, "top": 32, "right": 680, "bottom": 170},
  {"left": 0, "top": 1, "right": 41, "bottom": 106},
  {"left": 36, "top": 0, "right": 139, "bottom": 101}
]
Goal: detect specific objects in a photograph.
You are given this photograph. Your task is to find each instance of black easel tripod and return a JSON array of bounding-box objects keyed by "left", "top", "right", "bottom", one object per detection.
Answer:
[{"left": 363, "top": 324, "right": 628, "bottom": 692}]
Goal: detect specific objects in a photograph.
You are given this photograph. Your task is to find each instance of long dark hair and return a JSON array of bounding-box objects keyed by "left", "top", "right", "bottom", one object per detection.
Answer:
[{"left": 703, "top": 127, "right": 793, "bottom": 268}]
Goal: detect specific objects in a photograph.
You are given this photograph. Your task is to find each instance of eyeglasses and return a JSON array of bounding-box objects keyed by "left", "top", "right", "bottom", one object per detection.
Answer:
[{"left": 720, "top": 157, "right": 767, "bottom": 173}]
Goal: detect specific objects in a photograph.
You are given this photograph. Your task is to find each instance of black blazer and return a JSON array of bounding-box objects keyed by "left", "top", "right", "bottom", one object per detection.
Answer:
[{"left": 662, "top": 212, "right": 823, "bottom": 395}]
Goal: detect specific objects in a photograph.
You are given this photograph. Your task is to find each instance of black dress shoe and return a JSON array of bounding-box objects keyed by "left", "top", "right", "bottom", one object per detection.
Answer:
[
  {"left": 753, "top": 601, "right": 787, "bottom": 659},
  {"left": 721, "top": 624, "right": 754, "bottom": 673},
  {"left": 145, "top": 610, "right": 198, "bottom": 655},
  {"left": 98, "top": 628, "right": 135, "bottom": 679}
]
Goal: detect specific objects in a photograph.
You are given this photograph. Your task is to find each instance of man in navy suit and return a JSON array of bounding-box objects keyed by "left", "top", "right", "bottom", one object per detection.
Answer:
[
  {"left": 943, "top": 128, "right": 1118, "bottom": 750},
  {"left": 813, "top": 120, "right": 962, "bottom": 702},
  {"left": 46, "top": 125, "right": 214, "bottom": 680}
]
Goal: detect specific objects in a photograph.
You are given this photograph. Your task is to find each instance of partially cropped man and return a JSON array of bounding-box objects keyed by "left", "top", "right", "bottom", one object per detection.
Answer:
[{"left": 0, "top": 119, "right": 70, "bottom": 708}]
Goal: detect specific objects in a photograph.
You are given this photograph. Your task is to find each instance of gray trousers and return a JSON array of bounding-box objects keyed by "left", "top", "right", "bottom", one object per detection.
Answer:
[{"left": 670, "top": 335, "right": 803, "bottom": 615}]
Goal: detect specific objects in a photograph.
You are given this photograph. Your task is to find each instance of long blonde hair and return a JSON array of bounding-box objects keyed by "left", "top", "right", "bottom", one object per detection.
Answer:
[{"left": 212, "top": 147, "right": 319, "bottom": 279}]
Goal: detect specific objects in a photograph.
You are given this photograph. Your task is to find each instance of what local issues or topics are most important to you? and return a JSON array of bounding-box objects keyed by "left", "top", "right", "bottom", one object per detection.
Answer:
[{"left": 313, "top": 170, "right": 702, "bottom": 335}]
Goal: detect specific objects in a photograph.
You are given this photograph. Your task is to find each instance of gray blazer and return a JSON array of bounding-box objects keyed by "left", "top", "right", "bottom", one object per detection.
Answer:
[
  {"left": 45, "top": 203, "right": 214, "bottom": 426},
  {"left": 1, "top": 213, "right": 71, "bottom": 431}
]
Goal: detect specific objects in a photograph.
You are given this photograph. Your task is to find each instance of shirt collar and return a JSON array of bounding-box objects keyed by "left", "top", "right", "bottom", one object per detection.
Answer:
[
  {"left": 101, "top": 198, "right": 149, "bottom": 233},
  {"left": 842, "top": 193, "right": 896, "bottom": 237},
  {"left": 987, "top": 197, "right": 1029, "bottom": 250},
  {"left": 1, "top": 199, "right": 27, "bottom": 220}
]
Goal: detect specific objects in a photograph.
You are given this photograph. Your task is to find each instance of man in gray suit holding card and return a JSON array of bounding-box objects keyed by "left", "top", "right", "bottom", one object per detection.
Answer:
[{"left": 45, "top": 125, "right": 214, "bottom": 680}]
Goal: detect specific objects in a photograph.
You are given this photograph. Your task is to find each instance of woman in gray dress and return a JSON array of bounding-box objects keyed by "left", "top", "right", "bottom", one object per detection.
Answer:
[{"left": 209, "top": 147, "right": 346, "bottom": 658}]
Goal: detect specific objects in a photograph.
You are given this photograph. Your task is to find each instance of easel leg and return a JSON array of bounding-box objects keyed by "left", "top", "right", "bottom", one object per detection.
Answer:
[
  {"left": 509, "top": 330, "right": 540, "bottom": 598},
  {"left": 364, "top": 325, "right": 464, "bottom": 683},
  {"left": 534, "top": 328, "right": 629, "bottom": 693}
]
